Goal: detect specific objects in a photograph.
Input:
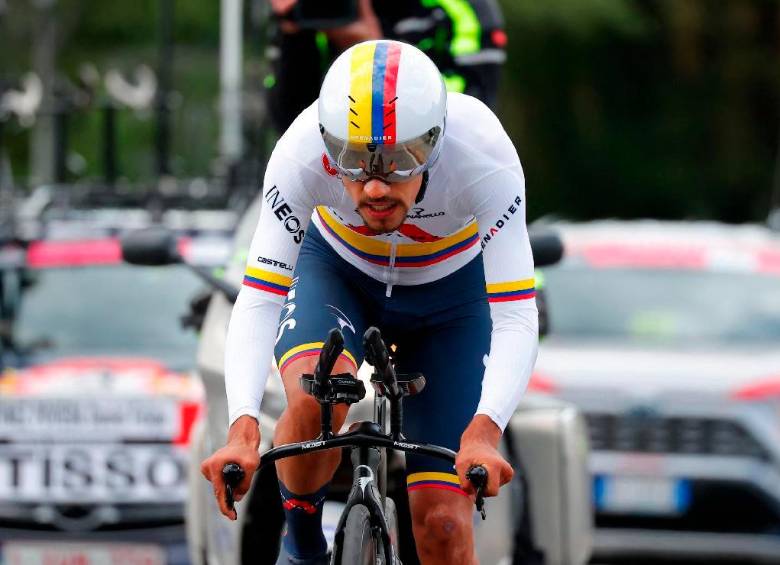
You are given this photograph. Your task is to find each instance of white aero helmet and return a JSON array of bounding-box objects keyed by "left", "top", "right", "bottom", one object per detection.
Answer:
[{"left": 318, "top": 39, "right": 447, "bottom": 182}]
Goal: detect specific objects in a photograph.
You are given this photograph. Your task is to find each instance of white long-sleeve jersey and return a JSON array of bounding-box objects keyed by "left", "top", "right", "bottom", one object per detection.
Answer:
[{"left": 225, "top": 93, "right": 538, "bottom": 431}]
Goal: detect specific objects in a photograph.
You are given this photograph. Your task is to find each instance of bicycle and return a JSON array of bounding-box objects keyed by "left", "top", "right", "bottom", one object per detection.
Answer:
[{"left": 223, "top": 326, "right": 489, "bottom": 565}]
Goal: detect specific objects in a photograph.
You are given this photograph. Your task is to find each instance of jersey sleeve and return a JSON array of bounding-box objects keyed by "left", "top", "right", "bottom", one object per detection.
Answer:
[
  {"left": 452, "top": 111, "right": 539, "bottom": 431},
  {"left": 475, "top": 170, "right": 539, "bottom": 431},
  {"left": 224, "top": 149, "right": 320, "bottom": 426}
]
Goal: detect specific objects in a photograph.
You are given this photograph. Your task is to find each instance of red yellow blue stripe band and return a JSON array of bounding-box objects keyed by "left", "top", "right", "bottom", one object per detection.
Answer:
[
  {"left": 371, "top": 41, "right": 400, "bottom": 143},
  {"left": 278, "top": 342, "right": 358, "bottom": 374},
  {"left": 316, "top": 207, "right": 478, "bottom": 267},
  {"left": 350, "top": 41, "right": 401, "bottom": 144},
  {"left": 242, "top": 266, "right": 292, "bottom": 296},
  {"left": 407, "top": 472, "right": 468, "bottom": 497},
  {"left": 486, "top": 278, "right": 536, "bottom": 302},
  {"left": 349, "top": 43, "right": 376, "bottom": 142}
]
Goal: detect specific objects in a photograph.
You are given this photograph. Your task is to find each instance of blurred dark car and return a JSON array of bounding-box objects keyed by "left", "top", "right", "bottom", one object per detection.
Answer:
[
  {"left": 0, "top": 205, "right": 233, "bottom": 564},
  {"left": 534, "top": 220, "right": 780, "bottom": 563}
]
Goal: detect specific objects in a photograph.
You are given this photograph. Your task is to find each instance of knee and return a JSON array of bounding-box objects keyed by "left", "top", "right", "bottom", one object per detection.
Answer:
[
  {"left": 280, "top": 382, "right": 350, "bottom": 438},
  {"left": 413, "top": 502, "right": 471, "bottom": 548},
  {"left": 278, "top": 394, "right": 322, "bottom": 439}
]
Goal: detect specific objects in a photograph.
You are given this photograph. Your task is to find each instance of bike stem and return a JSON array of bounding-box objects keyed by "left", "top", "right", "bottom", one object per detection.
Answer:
[
  {"left": 389, "top": 394, "right": 403, "bottom": 441},
  {"left": 319, "top": 400, "right": 335, "bottom": 440}
]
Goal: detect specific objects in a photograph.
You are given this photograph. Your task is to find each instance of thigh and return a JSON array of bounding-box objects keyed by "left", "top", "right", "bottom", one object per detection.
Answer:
[
  {"left": 393, "top": 300, "right": 491, "bottom": 493},
  {"left": 274, "top": 231, "right": 372, "bottom": 378}
]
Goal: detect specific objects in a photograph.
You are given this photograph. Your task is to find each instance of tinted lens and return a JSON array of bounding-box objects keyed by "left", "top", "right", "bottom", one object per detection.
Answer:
[
  {"left": 339, "top": 167, "right": 421, "bottom": 183},
  {"left": 321, "top": 126, "right": 441, "bottom": 181}
]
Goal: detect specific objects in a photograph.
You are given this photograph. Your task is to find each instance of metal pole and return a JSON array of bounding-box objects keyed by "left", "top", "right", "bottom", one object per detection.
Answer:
[
  {"left": 53, "top": 94, "right": 68, "bottom": 184},
  {"left": 102, "top": 103, "right": 117, "bottom": 187},
  {"left": 220, "top": 0, "right": 244, "bottom": 164},
  {"left": 30, "top": 0, "right": 58, "bottom": 185},
  {"left": 0, "top": 118, "right": 4, "bottom": 186},
  {"left": 155, "top": 0, "right": 174, "bottom": 178}
]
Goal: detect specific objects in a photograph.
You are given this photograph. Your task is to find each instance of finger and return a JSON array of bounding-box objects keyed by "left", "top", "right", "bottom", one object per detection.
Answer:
[
  {"left": 213, "top": 480, "right": 235, "bottom": 520},
  {"left": 500, "top": 462, "right": 515, "bottom": 487},
  {"left": 238, "top": 469, "right": 254, "bottom": 495},
  {"left": 200, "top": 460, "right": 211, "bottom": 481},
  {"left": 486, "top": 466, "right": 501, "bottom": 497},
  {"left": 454, "top": 462, "right": 475, "bottom": 495}
]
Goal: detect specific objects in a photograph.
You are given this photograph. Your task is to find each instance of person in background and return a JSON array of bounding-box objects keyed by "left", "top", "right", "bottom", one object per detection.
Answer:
[{"left": 266, "top": 0, "right": 507, "bottom": 133}]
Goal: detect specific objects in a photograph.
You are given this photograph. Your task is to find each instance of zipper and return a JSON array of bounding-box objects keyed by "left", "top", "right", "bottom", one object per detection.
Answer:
[{"left": 386, "top": 238, "right": 397, "bottom": 298}]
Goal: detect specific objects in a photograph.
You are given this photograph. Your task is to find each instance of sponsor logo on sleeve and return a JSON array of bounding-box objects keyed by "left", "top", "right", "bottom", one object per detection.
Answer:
[
  {"left": 481, "top": 195, "right": 522, "bottom": 249},
  {"left": 265, "top": 185, "right": 306, "bottom": 244},
  {"left": 257, "top": 256, "right": 293, "bottom": 272}
]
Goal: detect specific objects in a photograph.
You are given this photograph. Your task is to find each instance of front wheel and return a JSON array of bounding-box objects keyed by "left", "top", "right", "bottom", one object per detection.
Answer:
[{"left": 337, "top": 504, "right": 377, "bottom": 565}]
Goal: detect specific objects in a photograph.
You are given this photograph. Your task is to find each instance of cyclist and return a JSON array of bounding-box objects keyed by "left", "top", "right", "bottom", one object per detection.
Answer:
[
  {"left": 266, "top": 0, "right": 507, "bottom": 132},
  {"left": 201, "top": 39, "right": 538, "bottom": 564}
]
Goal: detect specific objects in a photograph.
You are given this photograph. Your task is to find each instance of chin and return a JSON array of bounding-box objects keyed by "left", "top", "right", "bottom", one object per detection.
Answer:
[
  {"left": 360, "top": 212, "right": 406, "bottom": 234},
  {"left": 364, "top": 221, "right": 398, "bottom": 235}
]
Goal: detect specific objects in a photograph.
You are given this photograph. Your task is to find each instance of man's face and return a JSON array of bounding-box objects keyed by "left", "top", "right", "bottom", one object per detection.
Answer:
[{"left": 342, "top": 175, "right": 423, "bottom": 233}]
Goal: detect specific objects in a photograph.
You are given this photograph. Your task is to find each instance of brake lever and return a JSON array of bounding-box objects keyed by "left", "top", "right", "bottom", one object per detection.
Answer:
[
  {"left": 466, "top": 465, "right": 488, "bottom": 520},
  {"left": 222, "top": 463, "right": 245, "bottom": 512}
]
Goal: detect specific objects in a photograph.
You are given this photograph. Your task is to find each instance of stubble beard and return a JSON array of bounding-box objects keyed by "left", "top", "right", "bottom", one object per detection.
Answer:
[{"left": 358, "top": 201, "right": 409, "bottom": 234}]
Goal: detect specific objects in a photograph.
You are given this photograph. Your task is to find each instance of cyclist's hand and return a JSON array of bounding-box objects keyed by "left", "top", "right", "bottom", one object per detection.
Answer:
[
  {"left": 200, "top": 415, "right": 261, "bottom": 521},
  {"left": 456, "top": 415, "right": 514, "bottom": 498},
  {"left": 269, "top": 0, "right": 297, "bottom": 16}
]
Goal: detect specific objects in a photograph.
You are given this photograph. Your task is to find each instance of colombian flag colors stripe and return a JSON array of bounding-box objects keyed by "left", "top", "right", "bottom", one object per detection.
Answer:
[
  {"left": 278, "top": 342, "right": 358, "bottom": 374},
  {"left": 407, "top": 472, "right": 468, "bottom": 497},
  {"left": 486, "top": 278, "right": 536, "bottom": 302},
  {"left": 242, "top": 267, "right": 292, "bottom": 296},
  {"left": 316, "top": 207, "right": 478, "bottom": 267},
  {"left": 349, "top": 41, "right": 402, "bottom": 144}
]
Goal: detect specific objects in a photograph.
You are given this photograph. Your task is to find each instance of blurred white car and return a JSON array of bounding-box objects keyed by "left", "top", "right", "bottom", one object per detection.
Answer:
[
  {"left": 0, "top": 211, "right": 232, "bottom": 564},
  {"left": 536, "top": 220, "right": 780, "bottom": 562}
]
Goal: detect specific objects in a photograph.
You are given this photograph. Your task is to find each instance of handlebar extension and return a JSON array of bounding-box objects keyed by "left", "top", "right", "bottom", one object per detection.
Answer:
[
  {"left": 363, "top": 327, "right": 400, "bottom": 398},
  {"left": 315, "top": 328, "right": 344, "bottom": 387}
]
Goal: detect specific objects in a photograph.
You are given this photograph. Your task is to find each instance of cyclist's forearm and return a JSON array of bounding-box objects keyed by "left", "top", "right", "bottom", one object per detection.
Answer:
[
  {"left": 461, "top": 414, "right": 502, "bottom": 448},
  {"left": 325, "top": 21, "right": 382, "bottom": 49},
  {"left": 476, "top": 313, "right": 538, "bottom": 430},
  {"left": 228, "top": 415, "right": 262, "bottom": 450},
  {"left": 224, "top": 288, "right": 284, "bottom": 426}
]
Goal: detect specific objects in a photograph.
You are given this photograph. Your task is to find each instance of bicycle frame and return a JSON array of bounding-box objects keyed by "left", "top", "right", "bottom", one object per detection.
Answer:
[
  {"left": 226, "top": 327, "right": 488, "bottom": 564},
  {"left": 257, "top": 379, "right": 458, "bottom": 564}
]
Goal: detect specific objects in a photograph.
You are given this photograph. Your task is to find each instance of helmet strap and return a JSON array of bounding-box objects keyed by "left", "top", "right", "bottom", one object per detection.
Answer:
[{"left": 415, "top": 171, "right": 429, "bottom": 204}]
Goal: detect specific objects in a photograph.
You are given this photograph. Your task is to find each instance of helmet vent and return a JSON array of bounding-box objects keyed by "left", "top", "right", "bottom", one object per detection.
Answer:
[
  {"left": 348, "top": 95, "right": 360, "bottom": 128},
  {"left": 384, "top": 97, "right": 397, "bottom": 130}
]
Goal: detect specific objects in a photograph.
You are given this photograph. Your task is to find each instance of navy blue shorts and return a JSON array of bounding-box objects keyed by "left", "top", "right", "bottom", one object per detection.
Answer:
[{"left": 275, "top": 227, "right": 491, "bottom": 495}]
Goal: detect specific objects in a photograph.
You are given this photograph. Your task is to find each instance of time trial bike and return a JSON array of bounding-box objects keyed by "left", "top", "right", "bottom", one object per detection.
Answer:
[{"left": 223, "top": 326, "right": 489, "bottom": 564}]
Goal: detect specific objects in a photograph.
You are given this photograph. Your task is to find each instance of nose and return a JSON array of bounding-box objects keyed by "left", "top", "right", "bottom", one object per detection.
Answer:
[{"left": 363, "top": 178, "right": 391, "bottom": 199}]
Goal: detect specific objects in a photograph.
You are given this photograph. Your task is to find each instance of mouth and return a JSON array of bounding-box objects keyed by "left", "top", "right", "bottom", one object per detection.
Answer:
[{"left": 361, "top": 201, "right": 399, "bottom": 220}]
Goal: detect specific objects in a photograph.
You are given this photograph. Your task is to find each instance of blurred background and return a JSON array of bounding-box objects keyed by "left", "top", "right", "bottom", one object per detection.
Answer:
[
  {"left": 2, "top": 1, "right": 780, "bottom": 565},
  {"left": 2, "top": 1, "right": 779, "bottom": 223}
]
